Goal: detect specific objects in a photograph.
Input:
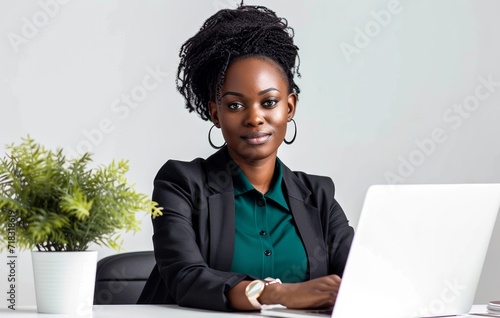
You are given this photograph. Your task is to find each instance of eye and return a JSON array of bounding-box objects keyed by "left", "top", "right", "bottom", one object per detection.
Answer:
[
  {"left": 227, "top": 102, "right": 244, "bottom": 110},
  {"left": 262, "top": 99, "right": 278, "bottom": 108}
]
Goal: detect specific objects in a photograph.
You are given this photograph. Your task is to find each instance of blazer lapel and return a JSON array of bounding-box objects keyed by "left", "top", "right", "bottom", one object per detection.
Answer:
[
  {"left": 203, "top": 149, "right": 328, "bottom": 277},
  {"left": 204, "top": 147, "right": 238, "bottom": 271},
  {"left": 282, "top": 165, "right": 329, "bottom": 279}
]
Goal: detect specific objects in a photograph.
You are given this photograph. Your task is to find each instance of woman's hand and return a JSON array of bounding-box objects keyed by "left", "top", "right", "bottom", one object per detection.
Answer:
[
  {"left": 228, "top": 275, "right": 342, "bottom": 311},
  {"left": 262, "top": 274, "right": 342, "bottom": 309}
]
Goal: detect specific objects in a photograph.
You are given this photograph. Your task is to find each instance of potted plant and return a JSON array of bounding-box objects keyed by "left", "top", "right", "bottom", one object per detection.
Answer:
[{"left": 0, "top": 136, "right": 163, "bottom": 314}]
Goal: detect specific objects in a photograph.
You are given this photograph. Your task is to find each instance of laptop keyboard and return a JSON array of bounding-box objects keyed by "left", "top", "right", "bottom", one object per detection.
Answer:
[{"left": 305, "top": 308, "right": 333, "bottom": 315}]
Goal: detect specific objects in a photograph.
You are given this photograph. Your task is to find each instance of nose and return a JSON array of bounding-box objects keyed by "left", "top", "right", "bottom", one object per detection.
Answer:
[{"left": 244, "top": 104, "right": 264, "bottom": 127}]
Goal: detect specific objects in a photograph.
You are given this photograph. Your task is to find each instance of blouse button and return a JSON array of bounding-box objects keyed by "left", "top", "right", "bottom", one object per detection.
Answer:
[
  {"left": 264, "top": 250, "right": 272, "bottom": 256},
  {"left": 257, "top": 200, "right": 265, "bottom": 207},
  {"left": 259, "top": 230, "right": 266, "bottom": 236}
]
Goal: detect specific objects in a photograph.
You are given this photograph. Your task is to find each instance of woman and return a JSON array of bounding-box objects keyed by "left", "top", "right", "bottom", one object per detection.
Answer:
[{"left": 138, "top": 4, "right": 354, "bottom": 312}]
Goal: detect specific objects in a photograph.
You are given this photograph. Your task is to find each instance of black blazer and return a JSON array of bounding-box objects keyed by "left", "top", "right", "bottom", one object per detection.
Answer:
[{"left": 138, "top": 147, "right": 354, "bottom": 311}]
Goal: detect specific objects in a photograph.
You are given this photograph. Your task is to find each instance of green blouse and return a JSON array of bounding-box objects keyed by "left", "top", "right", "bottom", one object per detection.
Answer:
[{"left": 230, "top": 159, "right": 307, "bottom": 283}]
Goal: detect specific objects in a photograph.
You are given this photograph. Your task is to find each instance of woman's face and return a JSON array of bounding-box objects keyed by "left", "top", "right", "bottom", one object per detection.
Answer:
[{"left": 209, "top": 56, "right": 297, "bottom": 165}]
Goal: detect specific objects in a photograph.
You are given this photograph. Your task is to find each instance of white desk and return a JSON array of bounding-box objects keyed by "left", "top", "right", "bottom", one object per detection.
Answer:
[
  {"left": 0, "top": 304, "right": 490, "bottom": 317},
  {"left": 0, "top": 305, "right": 260, "bottom": 317}
]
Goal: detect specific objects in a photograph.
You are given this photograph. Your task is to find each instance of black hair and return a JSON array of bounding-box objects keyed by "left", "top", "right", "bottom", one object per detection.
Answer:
[{"left": 176, "top": 4, "right": 301, "bottom": 122}]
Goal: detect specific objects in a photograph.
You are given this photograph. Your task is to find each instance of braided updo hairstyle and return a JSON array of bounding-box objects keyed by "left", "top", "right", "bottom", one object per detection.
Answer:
[{"left": 176, "top": 4, "right": 301, "bottom": 122}]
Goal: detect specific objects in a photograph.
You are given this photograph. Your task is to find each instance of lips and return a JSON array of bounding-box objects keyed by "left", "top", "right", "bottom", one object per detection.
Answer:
[{"left": 241, "top": 132, "right": 271, "bottom": 145}]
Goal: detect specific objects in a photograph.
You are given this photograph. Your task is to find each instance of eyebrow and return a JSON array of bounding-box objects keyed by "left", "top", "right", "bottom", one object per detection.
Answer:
[{"left": 221, "top": 87, "right": 280, "bottom": 98}]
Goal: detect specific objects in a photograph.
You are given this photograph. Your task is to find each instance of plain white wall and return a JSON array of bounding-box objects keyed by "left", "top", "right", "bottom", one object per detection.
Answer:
[{"left": 1, "top": 0, "right": 499, "bottom": 308}]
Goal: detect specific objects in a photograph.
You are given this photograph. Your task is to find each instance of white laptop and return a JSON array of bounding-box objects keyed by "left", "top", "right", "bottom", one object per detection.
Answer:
[{"left": 261, "top": 184, "right": 500, "bottom": 318}]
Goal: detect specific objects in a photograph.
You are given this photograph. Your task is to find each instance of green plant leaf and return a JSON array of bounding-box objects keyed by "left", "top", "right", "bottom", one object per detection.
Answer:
[{"left": 0, "top": 135, "right": 163, "bottom": 252}]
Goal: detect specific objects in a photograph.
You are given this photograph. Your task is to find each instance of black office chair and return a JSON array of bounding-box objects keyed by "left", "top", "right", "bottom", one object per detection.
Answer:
[{"left": 94, "top": 251, "right": 156, "bottom": 304}]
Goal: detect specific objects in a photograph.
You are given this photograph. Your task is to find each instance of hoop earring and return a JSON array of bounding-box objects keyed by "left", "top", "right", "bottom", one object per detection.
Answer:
[
  {"left": 284, "top": 119, "right": 297, "bottom": 145},
  {"left": 208, "top": 124, "right": 226, "bottom": 149}
]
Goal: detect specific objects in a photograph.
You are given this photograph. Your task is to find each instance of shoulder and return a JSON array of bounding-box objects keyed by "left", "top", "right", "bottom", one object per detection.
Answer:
[
  {"left": 154, "top": 157, "right": 206, "bottom": 182},
  {"left": 286, "top": 167, "right": 336, "bottom": 198},
  {"left": 279, "top": 159, "right": 338, "bottom": 209},
  {"left": 154, "top": 148, "right": 232, "bottom": 185},
  {"left": 292, "top": 170, "right": 335, "bottom": 190},
  {"left": 152, "top": 157, "right": 212, "bottom": 197}
]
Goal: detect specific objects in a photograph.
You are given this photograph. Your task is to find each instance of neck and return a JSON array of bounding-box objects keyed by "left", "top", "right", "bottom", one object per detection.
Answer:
[{"left": 230, "top": 154, "right": 277, "bottom": 194}]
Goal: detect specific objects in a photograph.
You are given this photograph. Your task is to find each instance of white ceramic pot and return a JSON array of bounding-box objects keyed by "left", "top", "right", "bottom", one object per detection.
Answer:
[{"left": 32, "top": 250, "right": 98, "bottom": 315}]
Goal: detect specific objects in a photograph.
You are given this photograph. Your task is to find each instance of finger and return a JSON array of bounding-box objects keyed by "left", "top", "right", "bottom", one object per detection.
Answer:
[
  {"left": 330, "top": 274, "right": 341, "bottom": 283},
  {"left": 320, "top": 275, "right": 341, "bottom": 287}
]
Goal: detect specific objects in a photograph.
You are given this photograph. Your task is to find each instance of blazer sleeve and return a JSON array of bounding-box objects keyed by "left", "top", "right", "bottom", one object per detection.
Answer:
[
  {"left": 148, "top": 159, "right": 252, "bottom": 311},
  {"left": 326, "top": 199, "right": 354, "bottom": 276},
  {"left": 323, "top": 179, "right": 354, "bottom": 276},
  {"left": 287, "top": 170, "right": 354, "bottom": 278}
]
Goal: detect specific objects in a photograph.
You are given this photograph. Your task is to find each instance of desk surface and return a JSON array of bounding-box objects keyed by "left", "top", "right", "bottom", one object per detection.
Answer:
[
  {"left": 0, "top": 305, "right": 260, "bottom": 317},
  {"left": 0, "top": 304, "right": 490, "bottom": 317}
]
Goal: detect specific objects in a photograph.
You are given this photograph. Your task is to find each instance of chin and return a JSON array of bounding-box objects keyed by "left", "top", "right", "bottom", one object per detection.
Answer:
[{"left": 233, "top": 144, "right": 279, "bottom": 162}]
